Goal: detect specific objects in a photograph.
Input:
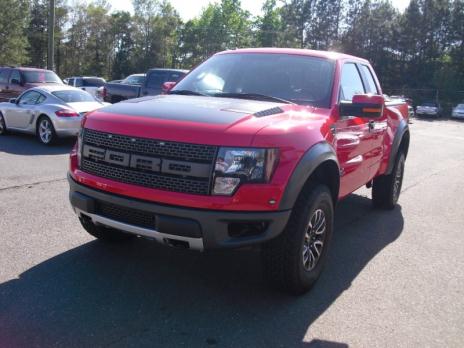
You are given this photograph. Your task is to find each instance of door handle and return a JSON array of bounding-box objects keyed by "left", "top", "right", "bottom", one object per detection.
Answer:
[{"left": 368, "top": 120, "right": 375, "bottom": 131}]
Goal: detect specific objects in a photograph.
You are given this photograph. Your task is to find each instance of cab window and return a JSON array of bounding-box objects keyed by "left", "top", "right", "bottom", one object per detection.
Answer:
[
  {"left": 146, "top": 71, "right": 167, "bottom": 89},
  {"left": 360, "top": 65, "right": 379, "bottom": 94},
  {"left": 340, "top": 63, "right": 365, "bottom": 102},
  {"left": 0, "top": 69, "right": 10, "bottom": 84},
  {"left": 9, "top": 70, "right": 21, "bottom": 85}
]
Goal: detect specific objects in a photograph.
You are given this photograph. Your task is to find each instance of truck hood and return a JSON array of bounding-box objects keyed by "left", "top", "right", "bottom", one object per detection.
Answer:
[{"left": 84, "top": 94, "right": 326, "bottom": 147}]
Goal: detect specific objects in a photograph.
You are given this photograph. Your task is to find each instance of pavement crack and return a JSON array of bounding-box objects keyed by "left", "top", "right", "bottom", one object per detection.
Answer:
[{"left": 0, "top": 178, "right": 66, "bottom": 192}]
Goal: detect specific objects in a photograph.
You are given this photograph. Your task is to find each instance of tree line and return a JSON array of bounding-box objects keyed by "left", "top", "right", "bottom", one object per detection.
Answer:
[{"left": 0, "top": 0, "right": 463, "bottom": 102}]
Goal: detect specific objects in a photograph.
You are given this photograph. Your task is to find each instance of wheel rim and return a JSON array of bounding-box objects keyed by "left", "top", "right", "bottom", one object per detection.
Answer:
[
  {"left": 39, "top": 119, "right": 52, "bottom": 143},
  {"left": 302, "top": 208, "right": 326, "bottom": 271},
  {"left": 392, "top": 159, "right": 404, "bottom": 201}
]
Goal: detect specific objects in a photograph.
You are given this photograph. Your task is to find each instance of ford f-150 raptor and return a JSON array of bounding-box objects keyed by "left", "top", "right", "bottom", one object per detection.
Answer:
[{"left": 68, "top": 48, "right": 410, "bottom": 294}]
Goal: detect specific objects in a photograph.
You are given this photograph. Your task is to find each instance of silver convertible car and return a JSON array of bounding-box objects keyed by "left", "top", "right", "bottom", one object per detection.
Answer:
[{"left": 0, "top": 85, "right": 109, "bottom": 145}]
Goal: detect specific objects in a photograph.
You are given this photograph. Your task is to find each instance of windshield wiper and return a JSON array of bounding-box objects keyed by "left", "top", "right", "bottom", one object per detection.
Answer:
[
  {"left": 168, "top": 90, "right": 207, "bottom": 96},
  {"left": 213, "top": 92, "right": 295, "bottom": 104}
]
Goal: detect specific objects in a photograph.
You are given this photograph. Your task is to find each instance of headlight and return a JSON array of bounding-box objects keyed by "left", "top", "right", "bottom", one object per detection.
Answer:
[{"left": 212, "top": 147, "right": 279, "bottom": 195}]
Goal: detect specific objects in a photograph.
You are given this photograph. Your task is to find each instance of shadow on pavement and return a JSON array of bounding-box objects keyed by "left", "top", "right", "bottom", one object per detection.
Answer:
[
  {"left": 0, "top": 194, "right": 403, "bottom": 347},
  {"left": 0, "top": 133, "right": 75, "bottom": 156}
]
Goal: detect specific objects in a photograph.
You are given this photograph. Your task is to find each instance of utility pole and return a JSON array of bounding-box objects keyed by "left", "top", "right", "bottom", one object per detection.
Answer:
[{"left": 47, "top": 0, "right": 55, "bottom": 70}]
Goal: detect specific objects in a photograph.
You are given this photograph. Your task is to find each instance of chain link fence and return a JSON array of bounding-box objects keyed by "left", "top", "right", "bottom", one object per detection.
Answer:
[{"left": 384, "top": 88, "right": 464, "bottom": 117}]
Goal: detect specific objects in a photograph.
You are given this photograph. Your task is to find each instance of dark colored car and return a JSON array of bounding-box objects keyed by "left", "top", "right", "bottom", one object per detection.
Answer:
[
  {"left": 102, "top": 69, "right": 188, "bottom": 103},
  {"left": 0, "top": 67, "right": 63, "bottom": 102}
]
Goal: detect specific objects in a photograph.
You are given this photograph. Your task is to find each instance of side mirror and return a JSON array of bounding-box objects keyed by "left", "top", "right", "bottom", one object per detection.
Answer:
[
  {"left": 162, "top": 81, "right": 176, "bottom": 94},
  {"left": 11, "top": 78, "right": 21, "bottom": 85},
  {"left": 9, "top": 98, "right": 17, "bottom": 104},
  {"left": 340, "top": 94, "right": 385, "bottom": 118}
]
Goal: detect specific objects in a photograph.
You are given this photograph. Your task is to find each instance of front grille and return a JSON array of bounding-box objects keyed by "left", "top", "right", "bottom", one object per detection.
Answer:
[
  {"left": 81, "top": 129, "right": 217, "bottom": 195},
  {"left": 82, "top": 159, "right": 210, "bottom": 195},
  {"left": 84, "top": 128, "right": 216, "bottom": 162},
  {"left": 96, "top": 201, "right": 156, "bottom": 230}
]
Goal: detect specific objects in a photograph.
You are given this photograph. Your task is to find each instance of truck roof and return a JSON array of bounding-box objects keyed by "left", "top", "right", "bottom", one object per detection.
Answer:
[
  {"left": 218, "top": 48, "right": 369, "bottom": 63},
  {"left": 147, "top": 68, "right": 189, "bottom": 73}
]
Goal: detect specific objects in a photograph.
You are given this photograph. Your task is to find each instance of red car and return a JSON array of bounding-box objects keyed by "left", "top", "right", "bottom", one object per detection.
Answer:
[
  {"left": 0, "top": 67, "right": 63, "bottom": 102},
  {"left": 68, "top": 48, "right": 410, "bottom": 294}
]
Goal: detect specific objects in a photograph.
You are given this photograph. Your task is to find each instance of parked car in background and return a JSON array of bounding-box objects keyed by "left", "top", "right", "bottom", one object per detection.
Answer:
[
  {"left": 0, "top": 67, "right": 63, "bottom": 102},
  {"left": 416, "top": 101, "right": 442, "bottom": 118},
  {"left": 102, "top": 69, "right": 187, "bottom": 103},
  {"left": 451, "top": 103, "right": 464, "bottom": 119},
  {"left": 65, "top": 76, "right": 106, "bottom": 99},
  {"left": 0, "top": 85, "right": 108, "bottom": 145}
]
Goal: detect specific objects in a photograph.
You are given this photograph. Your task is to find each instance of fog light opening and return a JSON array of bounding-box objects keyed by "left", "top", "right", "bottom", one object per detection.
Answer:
[{"left": 228, "top": 222, "right": 269, "bottom": 238}]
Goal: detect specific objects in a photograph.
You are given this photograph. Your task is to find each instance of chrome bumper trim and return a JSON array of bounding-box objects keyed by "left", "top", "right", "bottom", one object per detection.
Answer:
[{"left": 75, "top": 208, "right": 204, "bottom": 251}]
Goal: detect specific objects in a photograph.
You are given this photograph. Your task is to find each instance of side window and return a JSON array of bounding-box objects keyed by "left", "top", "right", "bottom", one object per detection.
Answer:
[
  {"left": 9, "top": 70, "right": 21, "bottom": 84},
  {"left": 83, "top": 78, "right": 105, "bottom": 87},
  {"left": 18, "top": 91, "right": 40, "bottom": 105},
  {"left": 74, "top": 78, "right": 83, "bottom": 87},
  {"left": 146, "top": 71, "right": 167, "bottom": 89},
  {"left": 36, "top": 94, "right": 46, "bottom": 104},
  {"left": 68, "top": 78, "right": 75, "bottom": 86},
  {"left": 0, "top": 70, "right": 10, "bottom": 84},
  {"left": 169, "top": 72, "right": 183, "bottom": 82},
  {"left": 340, "top": 63, "right": 365, "bottom": 102},
  {"left": 360, "top": 65, "right": 379, "bottom": 94}
]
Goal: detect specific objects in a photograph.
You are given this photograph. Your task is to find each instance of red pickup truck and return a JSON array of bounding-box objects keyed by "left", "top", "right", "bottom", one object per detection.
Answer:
[{"left": 68, "top": 48, "right": 409, "bottom": 294}]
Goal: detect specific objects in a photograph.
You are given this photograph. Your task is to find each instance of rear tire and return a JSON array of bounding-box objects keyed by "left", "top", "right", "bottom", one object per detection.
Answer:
[
  {"left": 262, "top": 184, "right": 334, "bottom": 295},
  {"left": 372, "top": 151, "right": 405, "bottom": 209},
  {"left": 0, "top": 113, "right": 7, "bottom": 135},
  {"left": 36, "top": 116, "right": 57, "bottom": 145},
  {"left": 79, "top": 216, "right": 135, "bottom": 243}
]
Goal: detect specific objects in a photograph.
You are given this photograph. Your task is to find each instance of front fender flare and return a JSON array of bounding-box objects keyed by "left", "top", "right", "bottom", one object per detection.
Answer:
[
  {"left": 386, "top": 119, "right": 409, "bottom": 175},
  {"left": 279, "top": 142, "right": 339, "bottom": 210}
]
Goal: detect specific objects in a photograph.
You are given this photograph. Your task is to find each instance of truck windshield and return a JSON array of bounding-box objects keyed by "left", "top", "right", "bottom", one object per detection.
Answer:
[
  {"left": 23, "top": 71, "right": 62, "bottom": 84},
  {"left": 171, "top": 53, "right": 335, "bottom": 108}
]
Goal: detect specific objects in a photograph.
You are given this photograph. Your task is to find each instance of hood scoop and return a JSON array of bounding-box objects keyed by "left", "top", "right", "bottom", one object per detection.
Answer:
[{"left": 254, "top": 106, "right": 284, "bottom": 117}]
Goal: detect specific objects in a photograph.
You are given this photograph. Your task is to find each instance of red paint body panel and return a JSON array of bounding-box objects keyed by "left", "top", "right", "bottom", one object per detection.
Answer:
[{"left": 69, "top": 48, "right": 408, "bottom": 212}]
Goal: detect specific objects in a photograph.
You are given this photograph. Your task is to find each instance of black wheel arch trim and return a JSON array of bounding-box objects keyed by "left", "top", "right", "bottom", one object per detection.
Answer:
[
  {"left": 386, "top": 119, "right": 409, "bottom": 175},
  {"left": 279, "top": 141, "right": 340, "bottom": 211}
]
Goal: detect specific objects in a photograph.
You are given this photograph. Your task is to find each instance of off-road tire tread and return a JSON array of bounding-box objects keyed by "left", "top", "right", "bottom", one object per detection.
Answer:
[{"left": 262, "top": 184, "right": 333, "bottom": 295}]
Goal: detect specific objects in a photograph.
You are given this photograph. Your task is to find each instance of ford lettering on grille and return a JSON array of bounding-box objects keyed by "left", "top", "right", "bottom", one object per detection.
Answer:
[{"left": 82, "top": 144, "right": 210, "bottom": 178}]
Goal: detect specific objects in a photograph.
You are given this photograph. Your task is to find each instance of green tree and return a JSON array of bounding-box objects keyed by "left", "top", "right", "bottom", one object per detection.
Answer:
[
  {"left": 0, "top": 0, "right": 29, "bottom": 65},
  {"left": 27, "top": 0, "right": 47, "bottom": 68},
  {"left": 255, "top": 0, "right": 283, "bottom": 47}
]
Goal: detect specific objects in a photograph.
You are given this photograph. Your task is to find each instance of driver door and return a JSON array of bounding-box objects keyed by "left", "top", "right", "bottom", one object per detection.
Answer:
[
  {"left": 334, "top": 63, "right": 375, "bottom": 197},
  {"left": 7, "top": 90, "right": 41, "bottom": 129}
]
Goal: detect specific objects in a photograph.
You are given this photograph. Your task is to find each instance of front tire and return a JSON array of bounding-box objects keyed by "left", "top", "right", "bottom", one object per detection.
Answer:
[
  {"left": 0, "top": 113, "right": 7, "bottom": 135},
  {"left": 36, "top": 116, "right": 57, "bottom": 145},
  {"left": 262, "top": 184, "right": 334, "bottom": 295},
  {"left": 372, "top": 151, "right": 405, "bottom": 209},
  {"left": 79, "top": 216, "right": 135, "bottom": 243}
]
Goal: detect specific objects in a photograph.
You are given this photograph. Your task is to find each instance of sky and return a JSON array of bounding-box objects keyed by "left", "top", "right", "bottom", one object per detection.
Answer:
[{"left": 109, "top": 0, "right": 412, "bottom": 20}]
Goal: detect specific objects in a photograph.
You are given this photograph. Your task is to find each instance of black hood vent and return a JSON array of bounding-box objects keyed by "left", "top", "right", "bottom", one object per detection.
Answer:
[{"left": 254, "top": 106, "right": 284, "bottom": 117}]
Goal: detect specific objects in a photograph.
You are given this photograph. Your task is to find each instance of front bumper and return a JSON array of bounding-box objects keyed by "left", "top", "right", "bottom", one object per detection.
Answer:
[{"left": 68, "top": 175, "right": 291, "bottom": 250}]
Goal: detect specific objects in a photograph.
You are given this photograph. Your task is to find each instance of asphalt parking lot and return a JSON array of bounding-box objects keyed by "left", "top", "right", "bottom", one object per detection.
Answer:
[{"left": 0, "top": 118, "right": 463, "bottom": 347}]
